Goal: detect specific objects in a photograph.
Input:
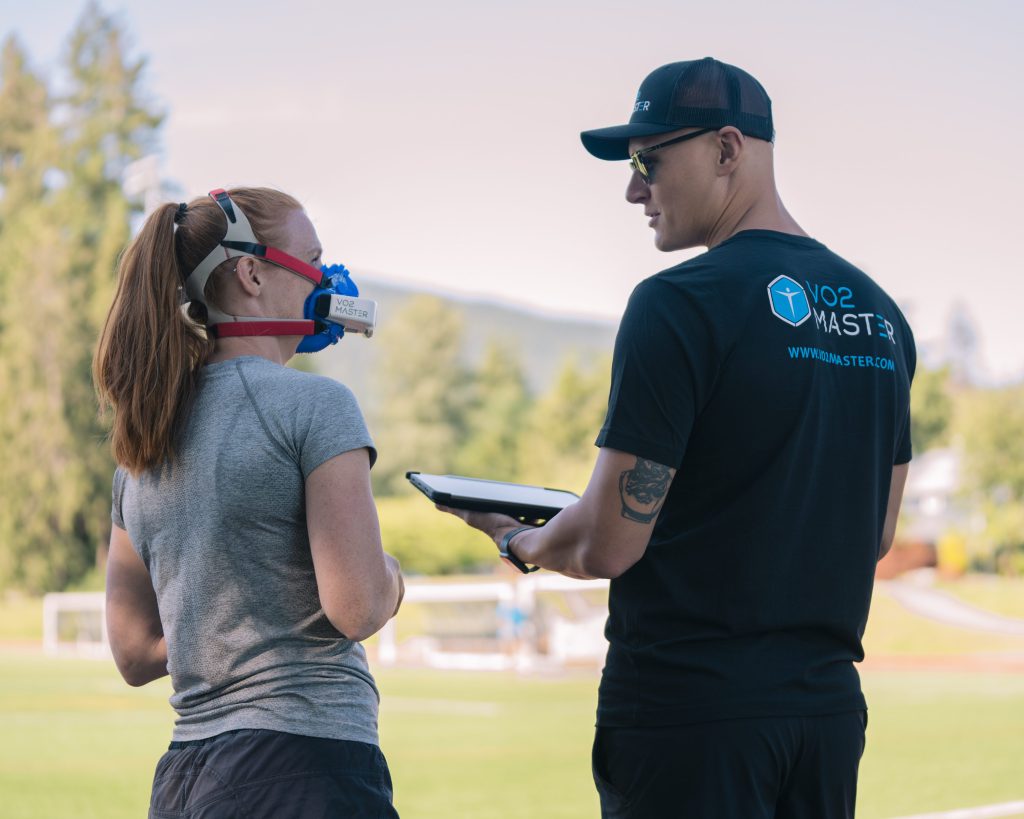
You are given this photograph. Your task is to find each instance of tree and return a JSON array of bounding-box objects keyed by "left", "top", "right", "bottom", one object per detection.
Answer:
[
  {"left": 0, "top": 37, "right": 53, "bottom": 204},
  {"left": 371, "top": 295, "right": 473, "bottom": 494},
  {"left": 454, "top": 340, "right": 532, "bottom": 482},
  {"left": 60, "top": 4, "right": 163, "bottom": 579},
  {"left": 518, "top": 354, "right": 611, "bottom": 493},
  {"left": 910, "top": 365, "right": 953, "bottom": 454},
  {"left": 0, "top": 36, "right": 78, "bottom": 590},
  {"left": 959, "top": 385, "right": 1024, "bottom": 500},
  {"left": 0, "top": 6, "right": 163, "bottom": 592},
  {"left": 958, "top": 384, "right": 1024, "bottom": 574},
  {"left": 377, "top": 496, "right": 495, "bottom": 575}
]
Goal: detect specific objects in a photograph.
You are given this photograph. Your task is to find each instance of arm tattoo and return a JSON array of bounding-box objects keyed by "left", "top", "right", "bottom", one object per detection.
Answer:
[{"left": 618, "top": 457, "right": 672, "bottom": 523}]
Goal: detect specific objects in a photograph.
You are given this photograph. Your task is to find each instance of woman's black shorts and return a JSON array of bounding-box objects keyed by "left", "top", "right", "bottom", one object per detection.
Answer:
[{"left": 148, "top": 729, "right": 398, "bottom": 818}]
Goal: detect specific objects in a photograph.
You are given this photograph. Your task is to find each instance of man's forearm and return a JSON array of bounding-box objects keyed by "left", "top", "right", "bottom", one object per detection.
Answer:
[
  {"left": 471, "top": 451, "right": 668, "bottom": 580},
  {"left": 500, "top": 502, "right": 624, "bottom": 580}
]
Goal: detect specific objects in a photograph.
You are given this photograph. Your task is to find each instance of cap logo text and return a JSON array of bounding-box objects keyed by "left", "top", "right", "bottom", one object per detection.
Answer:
[{"left": 633, "top": 100, "right": 650, "bottom": 113}]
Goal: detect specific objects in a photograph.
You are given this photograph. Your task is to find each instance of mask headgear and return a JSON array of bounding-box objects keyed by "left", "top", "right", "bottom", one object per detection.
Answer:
[{"left": 183, "top": 188, "right": 377, "bottom": 352}]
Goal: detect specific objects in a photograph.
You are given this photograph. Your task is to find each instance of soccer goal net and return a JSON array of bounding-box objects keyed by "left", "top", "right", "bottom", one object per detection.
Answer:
[
  {"left": 41, "top": 577, "right": 610, "bottom": 671},
  {"left": 42, "top": 592, "right": 110, "bottom": 659},
  {"left": 375, "top": 575, "right": 610, "bottom": 672}
]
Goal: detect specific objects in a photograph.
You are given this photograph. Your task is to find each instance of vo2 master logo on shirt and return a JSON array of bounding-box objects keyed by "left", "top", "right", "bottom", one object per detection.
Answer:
[
  {"left": 767, "top": 275, "right": 896, "bottom": 344},
  {"left": 767, "top": 275, "right": 811, "bottom": 326}
]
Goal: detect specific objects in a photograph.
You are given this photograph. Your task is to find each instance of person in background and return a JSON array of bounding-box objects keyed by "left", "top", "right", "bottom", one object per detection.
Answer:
[
  {"left": 441, "top": 58, "right": 914, "bottom": 818},
  {"left": 95, "top": 186, "right": 403, "bottom": 818}
]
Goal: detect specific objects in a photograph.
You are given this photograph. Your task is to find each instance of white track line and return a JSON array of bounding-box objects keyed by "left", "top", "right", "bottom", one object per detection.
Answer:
[{"left": 891, "top": 800, "right": 1024, "bottom": 819}]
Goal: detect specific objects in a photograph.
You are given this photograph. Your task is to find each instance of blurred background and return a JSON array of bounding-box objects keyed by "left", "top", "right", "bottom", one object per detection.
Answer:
[{"left": 1, "top": 2, "right": 1022, "bottom": 818}]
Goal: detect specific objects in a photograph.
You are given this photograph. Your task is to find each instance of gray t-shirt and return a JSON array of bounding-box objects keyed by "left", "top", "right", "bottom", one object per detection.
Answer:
[{"left": 111, "top": 356, "right": 380, "bottom": 744}]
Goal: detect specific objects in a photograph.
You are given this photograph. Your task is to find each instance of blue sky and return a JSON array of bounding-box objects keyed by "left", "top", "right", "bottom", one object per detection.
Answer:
[{"left": 6, "top": 0, "right": 1024, "bottom": 381}]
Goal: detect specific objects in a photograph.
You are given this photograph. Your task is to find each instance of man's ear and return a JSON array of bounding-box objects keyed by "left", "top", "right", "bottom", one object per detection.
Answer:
[
  {"left": 715, "top": 127, "right": 745, "bottom": 176},
  {"left": 233, "top": 257, "right": 262, "bottom": 297}
]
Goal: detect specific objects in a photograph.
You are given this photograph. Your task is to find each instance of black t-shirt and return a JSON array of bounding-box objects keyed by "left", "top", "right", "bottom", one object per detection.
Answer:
[{"left": 595, "top": 230, "right": 915, "bottom": 727}]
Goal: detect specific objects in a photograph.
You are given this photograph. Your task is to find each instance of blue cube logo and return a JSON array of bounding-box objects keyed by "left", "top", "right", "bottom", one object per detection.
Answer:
[{"left": 767, "top": 275, "right": 811, "bottom": 327}]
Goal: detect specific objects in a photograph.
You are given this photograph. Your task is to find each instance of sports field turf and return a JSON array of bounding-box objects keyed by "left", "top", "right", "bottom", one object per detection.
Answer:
[{"left": 2, "top": 649, "right": 1023, "bottom": 818}]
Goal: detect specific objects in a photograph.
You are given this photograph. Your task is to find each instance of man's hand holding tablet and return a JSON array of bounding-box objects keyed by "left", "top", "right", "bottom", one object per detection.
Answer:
[{"left": 406, "top": 472, "right": 580, "bottom": 572}]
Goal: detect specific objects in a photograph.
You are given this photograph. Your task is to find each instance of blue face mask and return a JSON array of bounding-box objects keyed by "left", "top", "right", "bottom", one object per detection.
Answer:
[
  {"left": 186, "top": 190, "right": 378, "bottom": 353},
  {"left": 296, "top": 263, "right": 378, "bottom": 354}
]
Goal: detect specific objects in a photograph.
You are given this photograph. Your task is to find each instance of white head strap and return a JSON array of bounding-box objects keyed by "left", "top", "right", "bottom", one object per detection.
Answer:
[{"left": 183, "top": 189, "right": 260, "bottom": 306}]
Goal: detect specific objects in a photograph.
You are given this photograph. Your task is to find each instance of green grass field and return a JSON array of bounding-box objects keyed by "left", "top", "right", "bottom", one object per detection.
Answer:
[
  {"left": 936, "top": 575, "right": 1024, "bottom": 619},
  {"left": 2, "top": 649, "right": 1023, "bottom": 819},
  {"left": 3, "top": 580, "right": 1024, "bottom": 818}
]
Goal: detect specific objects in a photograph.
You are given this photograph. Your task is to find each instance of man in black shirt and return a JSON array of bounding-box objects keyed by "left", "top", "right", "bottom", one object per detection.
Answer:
[{"left": 441, "top": 57, "right": 914, "bottom": 818}]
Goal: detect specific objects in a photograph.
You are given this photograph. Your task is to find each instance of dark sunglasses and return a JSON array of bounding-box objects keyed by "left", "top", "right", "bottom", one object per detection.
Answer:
[{"left": 629, "top": 128, "right": 717, "bottom": 184}]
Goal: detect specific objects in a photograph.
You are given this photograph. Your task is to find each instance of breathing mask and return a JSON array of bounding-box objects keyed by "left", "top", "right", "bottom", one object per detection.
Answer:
[{"left": 184, "top": 189, "right": 377, "bottom": 353}]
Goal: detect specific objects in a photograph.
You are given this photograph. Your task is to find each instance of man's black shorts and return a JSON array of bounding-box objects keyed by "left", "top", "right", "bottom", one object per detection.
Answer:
[
  {"left": 592, "top": 711, "right": 866, "bottom": 819},
  {"left": 148, "top": 729, "right": 398, "bottom": 818}
]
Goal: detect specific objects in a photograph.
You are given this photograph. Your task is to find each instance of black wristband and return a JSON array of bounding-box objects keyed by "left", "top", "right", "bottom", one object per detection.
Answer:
[{"left": 498, "top": 526, "right": 539, "bottom": 574}]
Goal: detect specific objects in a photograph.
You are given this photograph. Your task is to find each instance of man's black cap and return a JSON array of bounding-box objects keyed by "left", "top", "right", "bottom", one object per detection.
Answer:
[{"left": 580, "top": 57, "right": 775, "bottom": 160}]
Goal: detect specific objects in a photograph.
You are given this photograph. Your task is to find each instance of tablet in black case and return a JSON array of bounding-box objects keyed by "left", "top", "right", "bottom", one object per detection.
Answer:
[{"left": 406, "top": 471, "right": 579, "bottom": 524}]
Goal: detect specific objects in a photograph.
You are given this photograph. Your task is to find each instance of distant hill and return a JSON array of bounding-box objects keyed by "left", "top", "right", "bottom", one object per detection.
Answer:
[{"left": 312, "top": 274, "right": 619, "bottom": 412}]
